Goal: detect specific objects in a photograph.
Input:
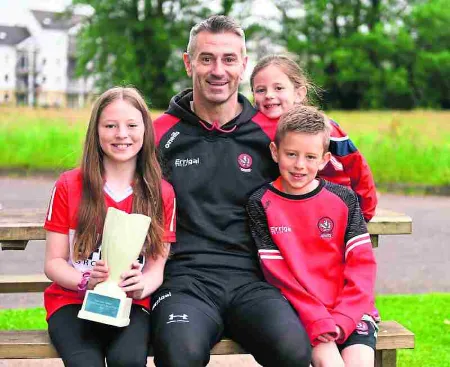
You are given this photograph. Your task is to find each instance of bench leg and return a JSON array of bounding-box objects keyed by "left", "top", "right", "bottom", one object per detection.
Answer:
[{"left": 375, "top": 350, "right": 397, "bottom": 367}]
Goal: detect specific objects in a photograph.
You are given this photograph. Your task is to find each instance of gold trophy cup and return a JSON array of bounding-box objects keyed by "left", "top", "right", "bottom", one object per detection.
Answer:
[{"left": 78, "top": 207, "right": 151, "bottom": 327}]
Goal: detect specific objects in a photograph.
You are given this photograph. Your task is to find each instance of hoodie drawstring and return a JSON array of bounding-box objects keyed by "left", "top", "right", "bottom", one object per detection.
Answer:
[{"left": 198, "top": 120, "right": 237, "bottom": 133}]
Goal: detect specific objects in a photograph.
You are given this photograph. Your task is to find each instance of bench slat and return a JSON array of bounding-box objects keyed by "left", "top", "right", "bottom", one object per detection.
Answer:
[
  {"left": 0, "top": 274, "right": 51, "bottom": 293},
  {"left": 0, "top": 321, "right": 414, "bottom": 359},
  {"left": 376, "top": 321, "right": 415, "bottom": 350}
]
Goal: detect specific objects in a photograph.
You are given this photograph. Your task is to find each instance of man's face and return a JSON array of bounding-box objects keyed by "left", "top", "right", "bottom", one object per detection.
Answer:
[{"left": 183, "top": 31, "right": 247, "bottom": 106}]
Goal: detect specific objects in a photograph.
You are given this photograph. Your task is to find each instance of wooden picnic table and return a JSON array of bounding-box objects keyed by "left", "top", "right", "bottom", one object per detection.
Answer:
[{"left": 0, "top": 207, "right": 413, "bottom": 251}]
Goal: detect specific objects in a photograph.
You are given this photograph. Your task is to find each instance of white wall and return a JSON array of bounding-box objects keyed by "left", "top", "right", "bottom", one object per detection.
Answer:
[
  {"left": 0, "top": 45, "right": 17, "bottom": 102},
  {"left": 35, "top": 29, "right": 68, "bottom": 92}
]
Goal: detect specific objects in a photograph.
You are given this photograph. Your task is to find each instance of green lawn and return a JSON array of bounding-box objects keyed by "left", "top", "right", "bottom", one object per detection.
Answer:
[
  {"left": 1, "top": 107, "right": 450, "bottom": 187},
  {"left": 1, "top": 293, "right": 449, "bottom": 366}
]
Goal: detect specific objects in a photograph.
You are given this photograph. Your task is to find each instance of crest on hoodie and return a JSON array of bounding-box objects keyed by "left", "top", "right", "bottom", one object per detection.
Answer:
[{"left": 237, "top": 153, "right": 253, "bottom": 172}]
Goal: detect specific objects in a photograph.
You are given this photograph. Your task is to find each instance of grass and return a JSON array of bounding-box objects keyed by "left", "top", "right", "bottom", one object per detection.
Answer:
[
  {"left": 1, "top": 107, "right": 450, "bottom": 186},
  {"left": 375, "top": 293, "right": 450, "bottom": 367},
  {"left": 1, "top": 293, "right": 449, "bottom": 366},
  {"left": 328, "top": 110, "right": 450, "bottom": 186}
]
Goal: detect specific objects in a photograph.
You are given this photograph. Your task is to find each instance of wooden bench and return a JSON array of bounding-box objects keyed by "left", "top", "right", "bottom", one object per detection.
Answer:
[{"left": 0, "top": 208, "right": 415, "bottom": 366}]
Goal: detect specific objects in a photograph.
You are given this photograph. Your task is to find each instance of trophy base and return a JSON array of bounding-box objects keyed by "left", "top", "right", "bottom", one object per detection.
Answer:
[{"left": 78, "top": 290, "right": 132, "bottom": 327}]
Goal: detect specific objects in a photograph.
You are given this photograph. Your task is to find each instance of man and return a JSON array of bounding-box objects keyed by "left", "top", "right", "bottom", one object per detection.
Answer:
[{"left": 152, "top": 15, "right": 311, "bottom": 367}]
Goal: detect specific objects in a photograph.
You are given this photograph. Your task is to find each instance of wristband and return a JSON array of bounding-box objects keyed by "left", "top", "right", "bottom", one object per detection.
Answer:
[{"left": 77, "top": 271, "right": 91, "bottom": 298}]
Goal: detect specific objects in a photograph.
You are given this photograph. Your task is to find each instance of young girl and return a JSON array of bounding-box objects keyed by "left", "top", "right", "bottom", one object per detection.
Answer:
[
  {"left": 250, "top": 55, "right": 378, "bottom": 222},
  {"left": 43, "top": 87, "right": 176, "bottom": 367}
]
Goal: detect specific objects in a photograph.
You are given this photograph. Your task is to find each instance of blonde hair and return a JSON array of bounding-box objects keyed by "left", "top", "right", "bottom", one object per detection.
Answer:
[
  {"left": 73, "top": 87, "right": 165, "bottom": 261},
  {"left": 251, "top": 54, "right": 320, "bottom": 106}
]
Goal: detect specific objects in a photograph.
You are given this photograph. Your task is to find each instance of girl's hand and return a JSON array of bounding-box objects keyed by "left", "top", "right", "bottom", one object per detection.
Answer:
[
  {"left": 119, "top": 261, "right": 146, "bottom": 299},
  {"left": 87, "top": 260, "right": 109, "bottom": 290}
]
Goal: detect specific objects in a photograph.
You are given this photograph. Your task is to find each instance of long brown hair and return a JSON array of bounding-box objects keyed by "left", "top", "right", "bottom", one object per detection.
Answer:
[{"left": 73, "top": 87, "right": 165, "bottom": 261}]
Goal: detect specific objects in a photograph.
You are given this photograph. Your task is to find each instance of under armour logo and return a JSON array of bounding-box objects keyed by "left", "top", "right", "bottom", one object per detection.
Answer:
[{"left": 167, "top": 313, "right": 189, "bottom": 324}]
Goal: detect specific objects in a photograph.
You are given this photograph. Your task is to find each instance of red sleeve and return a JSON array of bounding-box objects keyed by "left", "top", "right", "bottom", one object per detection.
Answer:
[
  {"left": 44, "top": 174, "right": 70, "bottom": 234},
  {"left": 161, "top": 180, "right": 176, "bottom": 243},
  {"left": 259, "top": 254, "right": 338, "bottom": 346},
  {"left": 247, "top": 196, "right": 336, "bottom": 346},
  {"left": 329, "top": 122, "right": 378, "bottom": 221},
  {"left": 330, "top": 203, "right": 377, "bottom": 343}
]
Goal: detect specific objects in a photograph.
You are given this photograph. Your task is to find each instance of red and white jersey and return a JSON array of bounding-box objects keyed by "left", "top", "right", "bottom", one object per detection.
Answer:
[
  {"left": 43, "top": 168, "right": 176, "bottom": 319},
  {"left": 247, "top": 178, "right": 377, "bottom": 346}
]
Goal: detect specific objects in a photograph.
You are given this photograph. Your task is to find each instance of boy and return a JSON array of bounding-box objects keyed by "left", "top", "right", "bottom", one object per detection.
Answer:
[{"left": 247, "top": 105, "right": 378, "bottom": 367}]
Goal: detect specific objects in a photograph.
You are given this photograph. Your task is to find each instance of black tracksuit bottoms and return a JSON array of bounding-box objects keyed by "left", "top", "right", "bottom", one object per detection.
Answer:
[
  {"left": 150, "top": 271, "right": 312, "bottom": 367},
  {"left": 47, "top": 304, "right": 150, "bottom": 367}
]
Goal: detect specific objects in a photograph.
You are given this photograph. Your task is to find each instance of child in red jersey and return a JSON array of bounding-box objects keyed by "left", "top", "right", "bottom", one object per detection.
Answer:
[
  {"left": 247, "top": 105, "right": 378, "bottom": 367},
  {"left": 250, "top": 55, "right": 377, "bottom": 221},
  {"left": 44, "top": 87, "right": 176, "bottom": 367}
]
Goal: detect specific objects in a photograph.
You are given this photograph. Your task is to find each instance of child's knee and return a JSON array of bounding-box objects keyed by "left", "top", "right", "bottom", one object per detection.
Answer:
[
  {"left": 341, "top": 344, "right": 374, "bottom": 367},
  {"left": 312, "top": 342, "right": 344, "bottom": 367}
]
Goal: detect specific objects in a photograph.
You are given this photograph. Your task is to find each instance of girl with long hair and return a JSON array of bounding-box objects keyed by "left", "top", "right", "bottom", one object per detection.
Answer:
[{"left": 43, "top": 87, "right": 176, "bottom": 366}]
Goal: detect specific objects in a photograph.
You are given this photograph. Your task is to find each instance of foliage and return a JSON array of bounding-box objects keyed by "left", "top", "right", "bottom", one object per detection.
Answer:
[
  {"left": 70, "top": 0, "right": 203, "bottom": 109},
  {"left": 69, "top": 0, "right": 252, "bottom": 109},
  {"left": 67, "top": 0, "right": 450, "bottom": 110},
  {"left": 269, "top": 0, "right": 450, "bottom": 110},
  {"left": 2, "top": 294, "right": 450, "bottom": 366}
]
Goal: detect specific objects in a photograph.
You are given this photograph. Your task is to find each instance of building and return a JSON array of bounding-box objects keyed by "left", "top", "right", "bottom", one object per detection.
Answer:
[
  {"left": 0, "top": 25, "right": 30, "bottom": 105},
  {"left": 0, "top": 9, "right": 93, "bottom": 108}
]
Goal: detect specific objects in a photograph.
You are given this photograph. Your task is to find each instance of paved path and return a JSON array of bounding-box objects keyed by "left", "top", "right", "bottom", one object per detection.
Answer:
[{"left": 1, "top": 176, "right": 449, "bottom": 366}]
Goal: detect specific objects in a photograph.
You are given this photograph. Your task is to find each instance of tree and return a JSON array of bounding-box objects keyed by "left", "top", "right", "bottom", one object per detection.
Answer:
[
  {"left": 405, "top": 0, "right": 450, "bottom": 108},
  {"left": 70, "top": 0, "right": 208, "bottom": 108},
  {"left": 270, "top": 0, "right": 449, "bottom": 109},
  {"left": 69, "top": 0, "right": 256, "bottom": 109}
]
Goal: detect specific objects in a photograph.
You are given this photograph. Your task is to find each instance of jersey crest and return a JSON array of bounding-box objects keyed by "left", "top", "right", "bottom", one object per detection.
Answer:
[{"left": 318, "top": 217, "right": 334, "bottom": 238}]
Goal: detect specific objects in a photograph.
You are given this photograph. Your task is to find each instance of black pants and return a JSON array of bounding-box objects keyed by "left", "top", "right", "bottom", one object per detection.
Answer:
[
  {"left": 47, "top": 304, "right": 150, "bottom": 367},
  {"left": 151, "top": 272, "right": 312, "bottom": 367}
]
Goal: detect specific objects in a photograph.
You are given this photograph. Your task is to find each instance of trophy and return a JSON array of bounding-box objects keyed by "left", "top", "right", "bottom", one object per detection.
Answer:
[{"left": 78, "top": 207, "right": 151, "bottom": 327}]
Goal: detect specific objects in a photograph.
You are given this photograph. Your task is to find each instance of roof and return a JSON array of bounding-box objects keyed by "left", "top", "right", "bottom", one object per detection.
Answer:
[
  {"left": 0, "top": 25, "right": 31, "bottom": 46},
  {"left": 30, "top": 10, "right": 83, "bottom": 30}
]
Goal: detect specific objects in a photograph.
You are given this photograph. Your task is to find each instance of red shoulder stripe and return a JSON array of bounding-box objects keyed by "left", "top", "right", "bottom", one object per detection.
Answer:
[
  {"left": 153, "top": 114, "right": 180, "bottom": 146},
  {"left": 252, "top": 111, "right": 278, "bottom": 141}
]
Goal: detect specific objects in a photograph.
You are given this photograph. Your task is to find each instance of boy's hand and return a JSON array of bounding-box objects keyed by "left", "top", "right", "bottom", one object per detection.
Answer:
[
  {"left": 119, "top": 261, "right": 145, "bottom": 299},
  {"left": 335, "top": 326, "right": 343, "bottom": 340},
  {"left": 88, "top": 260, "right": 109, "bottom": 290},
  {"left": 317, "top": 332, "right": 337, "bottom": 343}
]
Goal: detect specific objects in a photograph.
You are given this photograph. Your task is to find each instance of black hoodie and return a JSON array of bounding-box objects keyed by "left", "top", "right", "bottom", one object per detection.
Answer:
[{"left": 154, "top": 89, "right": 279, "bottom": 277}]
